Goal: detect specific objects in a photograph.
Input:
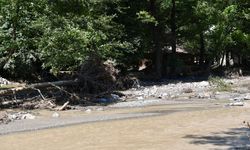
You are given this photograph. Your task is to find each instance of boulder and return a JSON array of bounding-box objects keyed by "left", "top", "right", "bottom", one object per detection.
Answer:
[
  {"left": 52, "top": 112, "right": 60, "bottom": 118},
  {"left": 229, "top": 102, "right": 244, "bottom": 106}
]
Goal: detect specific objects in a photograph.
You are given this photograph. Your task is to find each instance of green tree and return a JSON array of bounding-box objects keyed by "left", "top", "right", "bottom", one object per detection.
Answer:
[
  {"left": 39, "top": 0, "right": 133, "bottom": 74},
  {"left": 0, "top": 0, "right": 47, "bottom": 78}
]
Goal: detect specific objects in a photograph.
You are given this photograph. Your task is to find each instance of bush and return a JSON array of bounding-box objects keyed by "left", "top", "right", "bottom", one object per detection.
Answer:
[{"left": 208, "top": 76, "right": 232, "bottom": 92}]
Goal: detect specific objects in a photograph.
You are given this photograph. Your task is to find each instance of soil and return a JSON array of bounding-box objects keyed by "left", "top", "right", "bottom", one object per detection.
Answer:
[{"left": 1, "top": 102, "right": 250, "bottom": 150}]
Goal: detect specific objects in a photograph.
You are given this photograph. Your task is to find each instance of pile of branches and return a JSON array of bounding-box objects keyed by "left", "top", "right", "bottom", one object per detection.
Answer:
[
  {"left": 0, "top": 56, "right": 139, "bottom": 109},
  {"left": 78, "top": 56, "right": 119, "bottom": 95}
]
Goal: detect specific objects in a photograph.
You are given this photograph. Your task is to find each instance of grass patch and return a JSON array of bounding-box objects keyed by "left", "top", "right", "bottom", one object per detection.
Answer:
[{"left": 208, "top": 76, "right": 232, "bottom": 92}]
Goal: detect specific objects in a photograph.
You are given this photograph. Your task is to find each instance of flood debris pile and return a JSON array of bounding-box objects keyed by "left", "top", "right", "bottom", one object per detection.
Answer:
[
  {"left": 120, "top": 77, "right": 250, "bottom": 107},
  {"left": 0, "top": 57, "right": 130, "bottom": 110},
  {"left": 122, "top": 81, "right": 211, "bottom": 100},
  {"left": 78, "top": 57, "right": 118, "bottom": 95},
  {"left": 1, "top": 62, "right": 250, "bottom": 112},
  {"left": 0, "top": 111, "right": 36, "bottom": 124}
]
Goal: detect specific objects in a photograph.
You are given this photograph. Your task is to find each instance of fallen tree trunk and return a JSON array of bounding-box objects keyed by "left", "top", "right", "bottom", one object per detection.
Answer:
[
  {"left": 28, "top": 80, "right": 77, "bottom": 88},
  {"left": 0, "top": 80, "right": 77, "bottom": 97}
]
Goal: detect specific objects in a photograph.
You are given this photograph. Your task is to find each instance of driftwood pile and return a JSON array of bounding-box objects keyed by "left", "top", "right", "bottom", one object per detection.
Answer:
[
  {"left": 78, "top": 57, "right": 118, "bottom": 95},
  {"left": 0, "top": 80, "right": 77, "bottom": 110},
  {"left": 0, "top": 57, "right": 133, "bottom": 110}
]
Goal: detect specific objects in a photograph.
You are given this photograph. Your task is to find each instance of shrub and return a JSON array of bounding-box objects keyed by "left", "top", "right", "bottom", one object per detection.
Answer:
[{"left": 208, "top": 76, "right": 232, "bottom": 92}]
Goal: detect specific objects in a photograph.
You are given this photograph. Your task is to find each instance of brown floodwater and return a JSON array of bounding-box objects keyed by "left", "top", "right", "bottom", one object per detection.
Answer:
[{"left": 1, "top": 102, "right": 250, "bottom": 150}]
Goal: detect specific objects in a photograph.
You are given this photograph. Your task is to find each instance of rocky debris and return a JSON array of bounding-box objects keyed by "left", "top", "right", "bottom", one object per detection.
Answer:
[
  {"left": 182, "top": 88, "right": 193, "bottom": 94},
  {"left": 229, "top": 102, "right": 244, "bottom": 106},
  {"left": 136, "top": 96, "right": 144, "bottom": 100},
  {"left": 0, "top": 112, "right": 11, "bottom": 124},
  {"left": 94, "top": 92, "right": 126, "bottom": 104},
  {"left": 21, "top": 113, "right": 36, "bottom": 120},
  {"left": 226, "top": 94, "right": 249, "bottom": 106},
  {"left": 232, "top": 97, "right": 244, "bottom": 101},
  {"left": 85, "top": 109, "right": 92, "bottom": 113},
  {"left": 111, "top": 99, "right": 162, "bottom": 108},
  {"left": 7, "top": 112, "right": 36, "bottom": 120},
  {"left": 195, "top": 92, "right": 211, "bottom": 99},
  {"left": 111, "top": 94, "right": 121, "bottom": 101},
  {"left": 96, "top": 107, "right": 104, "bottom": 111},
  {"left": 234, "top": 87, "right": 249, "bottom": 94},
  {"left": 119, "top": 77, "right": 250, "bottom": 107},
  {"left": 214, "top": 92, "right": 238, "bottom": 100},
  {"left": 0, "top": 76, "right": 249, "bottom": 117},
  {"left": 21, "top": 100, "right": 56, "bottom": 110},
  {"left": 52, "top": 112, "right": 60, "bottom": 118},
  {"left": 0, "top": 77, "right": 12, "bottom": 86},
  {"left": 0, "top": 111, "right": 36, "bottom": 124},
  {"left": 244, "top": 94, "right": 250, "bottom": 100},
  {"left": 122, "top": 80, "right": 211, "bottom": 100},
  {"left": 116, "top": 76, "right": 141, "bottom": 90}
]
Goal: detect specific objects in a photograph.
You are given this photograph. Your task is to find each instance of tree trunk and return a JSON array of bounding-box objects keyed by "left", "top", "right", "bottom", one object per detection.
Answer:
[
  {"left": 12, "top": 0, "right": 20, "bottom": 41},
  {"left": 226, "top": 50, "right": 230, "bottom": 67},
  {"left": 199, "top": 32, "right": 205, "bottom": 66},
  {"left": 220, "top": 52, "right": 226, "bottom": 67},
  {"left": 238, "top": 55, "right": 242, "bottom": 66},
  {"left": 149, "top": 0, "right": 162, "bottom": 78},
  {"left": 170, "top": 0, "right": 176, "bottom": 74}
]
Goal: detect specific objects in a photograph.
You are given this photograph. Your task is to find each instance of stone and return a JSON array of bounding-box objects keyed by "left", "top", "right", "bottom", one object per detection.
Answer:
[
  {"left": 95, "top": 98, "right": 112, "bottom": 103},
  {"left": 199, "top": 81, "right": 209, "bottom": 87},
  {"left": 170, "top": 95, "right": 176, "bottom": 98},
  {"left": 111, "top": 94, "right": 120, "bottom": 101},
  {"left": 234, "top": 97, "right": 244, "bottom": 101},
  {"left": 0, "top": 112, "right": 11, "bottom": 124},
  {"left": 0, "top": 77, "right": 11, "bottom": 85},
  {"left": 85, "top": 109, "right": 92, "bottom": 113},
  {"left": 96, "top": 108, "right": 104, "bottom": 111},
  {"left": 21, "top": 114, "right": 36, "bottom": 120},
  {"left": 244, "top": 95, "right": 250, "bottom": 100},
  {"left": 236, "top": 88, "right": 249, "bottom": 94},
  {"left": 197, "top": 93, "right": 211, "bottom": 99},
  {"left": 136, "top": 96, "right": 144, "bottom": 100},
  {"left": 5, "top": 112, "right": 36, "bottom": 121},
  {"left": 52, "top": 112, "right": 60, "bottom": 118},
  {"left": 8, "top": 114, "right": 19, "bottom": 120},
  {"left": 0, "top": 112, "right": 7, "bottom": 119},
  {"left": 182, "top": 88, "right": 193, "bottom": 93},
  {"left": 229, "top": 102, "right": 244, "bottom": 106},
  {"left": 214, "top": 93, "right": 232, "bottom": 100}
]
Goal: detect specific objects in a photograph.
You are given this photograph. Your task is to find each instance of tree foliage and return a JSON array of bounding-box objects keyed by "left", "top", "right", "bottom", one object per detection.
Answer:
[{"left": 0, "top": 0, "right": 249, "bottom": 79}]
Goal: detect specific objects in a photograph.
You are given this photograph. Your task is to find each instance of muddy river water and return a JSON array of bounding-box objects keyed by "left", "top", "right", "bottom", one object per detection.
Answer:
[{"left": 1, "top": 101, "right": 250, "bottom": 150}]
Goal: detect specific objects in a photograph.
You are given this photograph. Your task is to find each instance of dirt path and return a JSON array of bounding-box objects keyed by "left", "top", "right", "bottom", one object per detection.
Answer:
[{"left": 1, "top": 102, "right": 250, "bottom": 150}]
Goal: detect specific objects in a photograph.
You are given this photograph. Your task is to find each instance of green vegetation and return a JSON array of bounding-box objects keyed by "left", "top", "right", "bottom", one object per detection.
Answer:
[
  {"left": 0, "top": 0, "right": 249, "bottom": 80},
  {"left": 208, "top": 76, "right": 232, "bottom": 92}
]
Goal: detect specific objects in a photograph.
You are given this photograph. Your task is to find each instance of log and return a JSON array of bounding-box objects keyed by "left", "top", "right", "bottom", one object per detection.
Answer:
[
  {"left": 1, "top": 100, "right": 23, "bottom": 106},
  {"left": 57, "top": 101, "right": 70, "bottom": 111},
  {"left": 29, "top": 80, "right": 77, "bottom": 88},
  {"left": 0, "top": 80, "right": 77, "bottom": 97}
]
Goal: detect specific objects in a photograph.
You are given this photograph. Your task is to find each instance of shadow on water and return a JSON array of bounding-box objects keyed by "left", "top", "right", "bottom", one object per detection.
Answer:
[{"left": 184, "top": 128, "right": 250, "bottom": 149}]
